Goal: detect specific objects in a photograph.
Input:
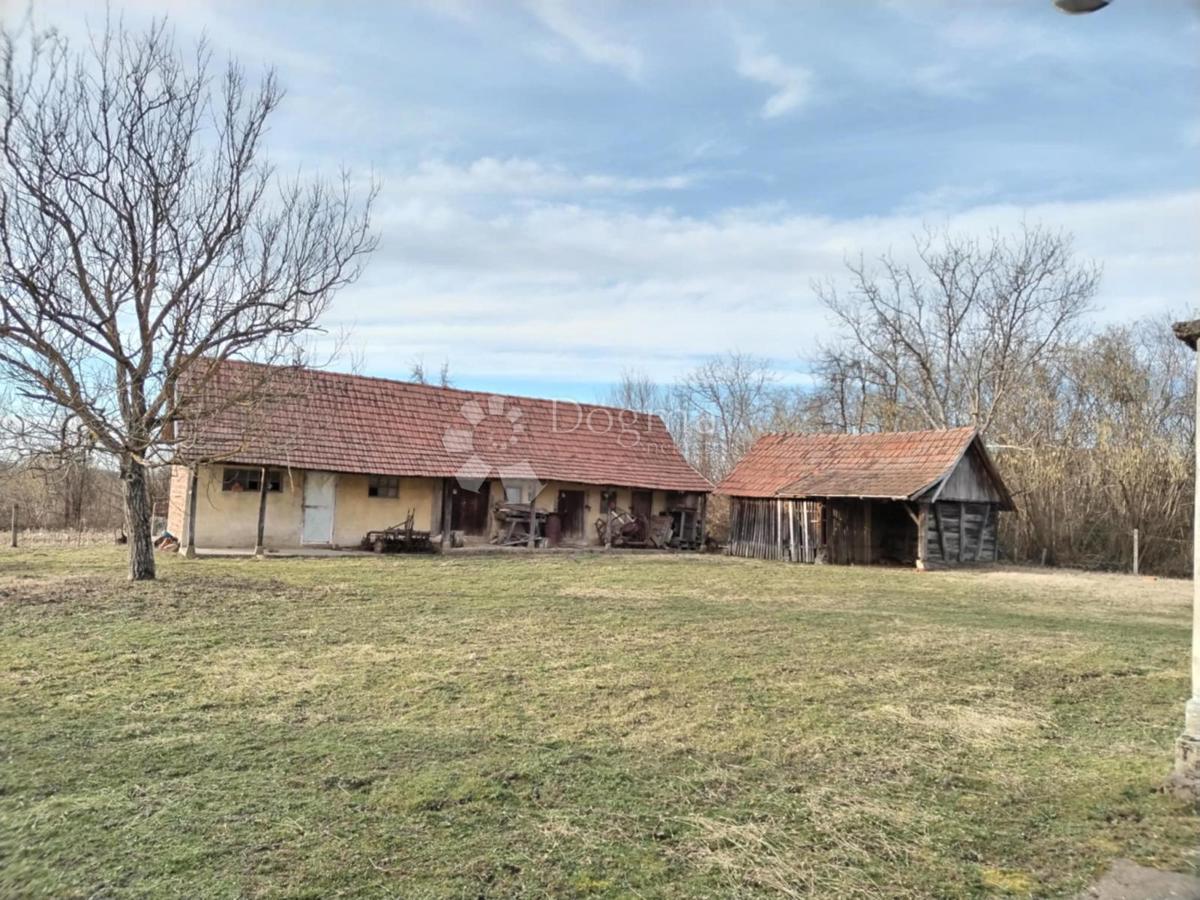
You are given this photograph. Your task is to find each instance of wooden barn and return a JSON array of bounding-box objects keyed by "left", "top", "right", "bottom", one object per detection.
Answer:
[{"left": 716, "top": 427, "right": 1014, "bottom": 568}]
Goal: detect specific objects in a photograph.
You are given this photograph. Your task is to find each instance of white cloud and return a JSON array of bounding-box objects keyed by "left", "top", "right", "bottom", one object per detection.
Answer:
[
  {"left": 524, "top": 0, "right": 643, "bottom": 80},
  {"left": 389, "top": 157, "right": 693, "bottom": 196},
  {"left": 909, "top": 62, "right": 978, "bottom": 100},
  {"left": 735, "top": 38, "right": 812, "bottom": 119},
  {"left": 4, "top": 0, "right": 332, "bottom": 76},
  {"left": 899, "top": 181, "right": 1000, "bottom": 214},
  {"left": 935, "top": 10, "right": 1084, "bottom": 62},
  {"left": 333, "top": 187, "right": 1200, "bottom": 385},
  {"left": 411, "top": 0, "right": 480, "bottom": 25}
]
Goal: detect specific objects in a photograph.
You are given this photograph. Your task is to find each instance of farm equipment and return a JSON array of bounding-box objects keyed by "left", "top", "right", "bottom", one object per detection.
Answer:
[
  {"left": 594, "top": 508, "right": 674, "bottom": 549},
  {"left": 492, "top": 502, "right": 548, "bottom": 547},
  {"left": 362, "top": 509, "right": 432, "bottom": 553}
]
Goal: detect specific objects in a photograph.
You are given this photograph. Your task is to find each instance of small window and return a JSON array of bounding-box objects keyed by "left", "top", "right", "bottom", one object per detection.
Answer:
[
  {"left": 368, "top": 475, "right": 400, "bottom": 499},
  {"left": 505, "top": 483, "right": 539, "bottom": 504},
  {"left": 222, "top": 467, "right": 282, "bottom": 493}
]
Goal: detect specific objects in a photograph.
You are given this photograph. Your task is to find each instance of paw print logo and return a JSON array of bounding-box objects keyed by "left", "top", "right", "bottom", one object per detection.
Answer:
[{"left": 442, "top": 396, "right": 543, "bottom": 496}]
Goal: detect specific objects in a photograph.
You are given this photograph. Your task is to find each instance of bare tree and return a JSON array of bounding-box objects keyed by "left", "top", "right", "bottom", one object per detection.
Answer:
[
  {"left": 675, "top": 352, "right": 778, "bottom": 482},
  {"left": 0, "top": 411, "right": 126, "bottom": 535},
  {"left": 606, "top": 368, "right": 664, "bottom": 413},
  {"left": 998, "top": 318, "right": 1194, "bottom": 573},
  {"left": 0, "top": 17, "right": 377, "bottom": 579},
  {"left": 812, "top": 230, "right": 1194, "bottom": 574},
  {"left": 409, "top": 358, "right": 453, "bottom": 388},
  {"left": 809, "top": 353, "right": 888, "bottom": 436},
  {"left": 814, "top": 224, "right": 1098, "bottom": 434},
  {"left": 36, "top": 413, "right": 97, "bottom": 531}
]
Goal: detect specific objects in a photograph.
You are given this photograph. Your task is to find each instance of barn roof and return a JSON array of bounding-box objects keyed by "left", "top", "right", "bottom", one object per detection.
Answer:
[
  {"left": 716, "top": 427, "right": 1013, "bottom": 508},
  {"left": 177, "top": 361, "right": 712, "bottom": 493}
]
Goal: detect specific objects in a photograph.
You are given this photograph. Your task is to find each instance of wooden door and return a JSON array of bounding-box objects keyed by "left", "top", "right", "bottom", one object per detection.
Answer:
[
  {"left": 451, "top": 480, "right": 491, "bottom": 534},
  {"left": 557, "top": 489, "right": 586, "bottom": 539},
  {"left": 631, "top": 489, "right": 653, "bottom": 521}
]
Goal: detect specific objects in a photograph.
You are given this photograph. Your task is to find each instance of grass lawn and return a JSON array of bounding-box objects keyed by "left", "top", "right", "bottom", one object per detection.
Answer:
[{"left": 1, "top": 547, "right": 1197, "bottom": 898}]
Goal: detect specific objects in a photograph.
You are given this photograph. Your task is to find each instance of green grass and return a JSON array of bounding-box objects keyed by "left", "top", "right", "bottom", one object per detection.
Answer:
[{"left": 1, "top": 547, "right": 1196, "bottom": 898}]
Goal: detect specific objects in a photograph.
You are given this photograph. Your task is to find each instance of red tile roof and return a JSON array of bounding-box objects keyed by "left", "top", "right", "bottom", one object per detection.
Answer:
[
  {"left": 716, "top": 427, "right": 1005, "bottom": 503},
  {"left": 178, "top": 361, "right": 712, "bottom": 492}
]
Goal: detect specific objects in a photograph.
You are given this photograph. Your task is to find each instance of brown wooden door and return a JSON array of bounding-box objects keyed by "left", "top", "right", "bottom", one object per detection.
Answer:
[
  {"left": 451, "top": 480, "right": 491, "bottom": 534},
  {"left": 631, "top": 489, "right": 653, "bottom": 521},
  {"left": 557, "top": 489, "right": 586, "bottom": 539}
]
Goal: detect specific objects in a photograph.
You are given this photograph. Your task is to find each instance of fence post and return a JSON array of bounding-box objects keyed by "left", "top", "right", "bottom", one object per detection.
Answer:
[
  {"left": 1133, "top": 527, "right": 1140, "bottom": 576},
  {"left": 9, "top": 503, "right": 16, "bottom": 548},
  {"left": 254, "top": 466, "right": 269, "bottom": 558},
  {"left": 527, "top": 495, "right": 537, "bottom": 550}
]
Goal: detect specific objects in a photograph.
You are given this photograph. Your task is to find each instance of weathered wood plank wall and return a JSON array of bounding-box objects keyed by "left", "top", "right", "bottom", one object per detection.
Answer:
[
  {"left": 729, "top": 497, "right": 821, "bottom": 562},
  {"left": 924, "top": 501, "right": 998, "bottom": 564},
  {"left": 730, "top": 496, "right": 1001, "bottom": 567}
]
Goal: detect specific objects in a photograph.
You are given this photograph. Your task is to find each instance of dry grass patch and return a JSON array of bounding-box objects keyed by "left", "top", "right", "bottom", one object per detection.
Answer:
[
  {"left": 0, "top": 547, "right": 1196, "bottom": 898},
  {"left": 862, "top": 702, "right": 1050, "bottom": 749}
]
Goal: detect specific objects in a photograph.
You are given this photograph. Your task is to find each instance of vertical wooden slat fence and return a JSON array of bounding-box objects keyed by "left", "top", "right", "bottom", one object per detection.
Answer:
[{"left": 728, "top": 497, "right": 820, "bottom": 562}]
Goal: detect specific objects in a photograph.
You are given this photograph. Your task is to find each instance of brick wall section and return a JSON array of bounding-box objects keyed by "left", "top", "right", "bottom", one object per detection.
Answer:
[{"left": 166, "top": 465, "right": 189, "bottom": 538}]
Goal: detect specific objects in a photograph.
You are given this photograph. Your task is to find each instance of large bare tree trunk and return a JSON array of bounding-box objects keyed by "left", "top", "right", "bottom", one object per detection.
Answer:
[
  {"left": 122, "top": 456, "right": 156, "bottom": 581},
  {"left": 0, "top": 19, "right": 376, "bottom": 585}
]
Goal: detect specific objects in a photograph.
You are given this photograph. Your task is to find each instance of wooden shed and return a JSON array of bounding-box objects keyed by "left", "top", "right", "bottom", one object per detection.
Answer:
[{"left": 715, "top": 427, "right": 1014, "bottom": 568}]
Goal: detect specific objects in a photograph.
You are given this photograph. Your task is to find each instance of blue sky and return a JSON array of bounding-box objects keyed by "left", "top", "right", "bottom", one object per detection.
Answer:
[{"left": 13, "top": 0, "right": 1200, "bottom": 400}]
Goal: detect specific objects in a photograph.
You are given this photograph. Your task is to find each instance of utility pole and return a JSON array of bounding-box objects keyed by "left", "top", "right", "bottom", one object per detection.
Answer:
[{"left": 1168, "top": 320, "right": 1200, "bottom": 798}]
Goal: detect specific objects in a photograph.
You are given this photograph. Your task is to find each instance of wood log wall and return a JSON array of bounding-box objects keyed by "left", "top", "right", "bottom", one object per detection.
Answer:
[
  {"left": 925, "top": 501, "right": 998, "bottom": 564},
  {"left": 729, "top": 496, "right": 1001, "bottom": 567}
]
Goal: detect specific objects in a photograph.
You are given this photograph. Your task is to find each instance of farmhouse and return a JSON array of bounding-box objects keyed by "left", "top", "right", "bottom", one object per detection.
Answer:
[
  {"left": 716, "top": 427, "right": 1014, "bottom": 567},
  {"left": 167, "top": 362, "right": 711, "bottom": 552}
]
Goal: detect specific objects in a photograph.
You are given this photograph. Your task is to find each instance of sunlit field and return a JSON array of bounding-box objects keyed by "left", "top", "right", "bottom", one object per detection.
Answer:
[{"left": 1, "top": 547, "right": 1196, "bottom": 897}]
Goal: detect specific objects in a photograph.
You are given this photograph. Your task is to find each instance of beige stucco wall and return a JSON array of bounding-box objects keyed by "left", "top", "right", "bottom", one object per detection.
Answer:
[
  {"left": 187, "top": 464, "right": 305, "bottom": 548},
  {"left": 173, "top": 464, "right": 690, "bottom": 550},
  {"left": 330, "top": 473, "right": 438, "bottom": 547},
  {"left": 180, "top": 465, "right": 440, "bottom": 549}
]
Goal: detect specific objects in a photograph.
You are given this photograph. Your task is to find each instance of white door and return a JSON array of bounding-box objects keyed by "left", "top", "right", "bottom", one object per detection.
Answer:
[{"left": 302, "top": 471, "right": 336, "bottom": 544}]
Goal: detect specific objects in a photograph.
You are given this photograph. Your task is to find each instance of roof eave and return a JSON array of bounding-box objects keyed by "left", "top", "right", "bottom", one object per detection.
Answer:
[{"left": 909, "top": 433, "right": 1017, "bottom": 512}]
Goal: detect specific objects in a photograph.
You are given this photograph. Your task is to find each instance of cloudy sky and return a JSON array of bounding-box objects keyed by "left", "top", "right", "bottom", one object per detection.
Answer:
[{"left": 11, "top": 0, "right": 1200, "bottom": 399}]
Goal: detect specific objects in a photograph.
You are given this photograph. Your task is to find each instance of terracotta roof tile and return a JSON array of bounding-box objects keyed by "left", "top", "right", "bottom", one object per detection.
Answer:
[
  {"left": 180, "top": 361, "right": 712, "bottom": 493},
  {"left": 715, "top": 427, "right": 982, "bottom": 500}
]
